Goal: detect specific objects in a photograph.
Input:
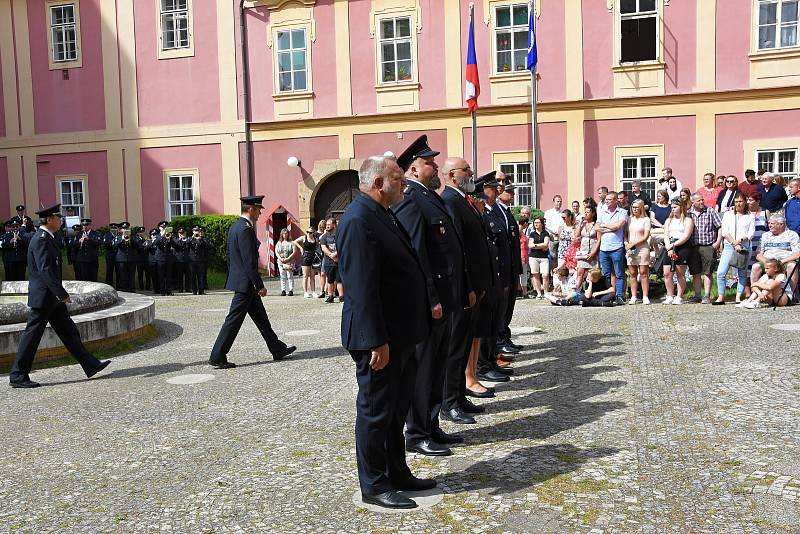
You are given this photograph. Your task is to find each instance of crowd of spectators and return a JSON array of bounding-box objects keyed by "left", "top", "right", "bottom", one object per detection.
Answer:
[{"left": 518, "top": 168, "right": 800, "bottom": 309}]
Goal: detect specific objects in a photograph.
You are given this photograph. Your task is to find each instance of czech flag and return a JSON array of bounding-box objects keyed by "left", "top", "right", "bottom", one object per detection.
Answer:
[{"left": 465, "top": 16, "right": 480, "bottom": 113}]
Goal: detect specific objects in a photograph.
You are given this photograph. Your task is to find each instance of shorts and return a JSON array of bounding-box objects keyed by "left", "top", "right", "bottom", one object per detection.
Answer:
[
  {"left": 688, "top": 245, "right": 715, "bottom": 275},
  {"left": 627, "top": 247, "right": 651, "bottom": 267},
  {"left": 326, "top": 265, "right": 341, "bottom": 284},
  {"left": 529, "top": 257, "right": 550, "bottom": 274}
]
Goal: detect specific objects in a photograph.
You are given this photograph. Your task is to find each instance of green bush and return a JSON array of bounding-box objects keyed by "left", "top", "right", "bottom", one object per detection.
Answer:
[
  {"left": 170, "top": 215, "right": 239, "bottom": 271},
  {"left": 511, "top": 207, "right": 544, "bottom": 219}
]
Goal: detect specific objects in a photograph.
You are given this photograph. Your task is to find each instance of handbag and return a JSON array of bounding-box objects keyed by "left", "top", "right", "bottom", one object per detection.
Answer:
[
  {"left": 651, "top": 243, "right": 668, "bottom": 273},
  {"left": 729, "top": 215, "right": 749, "bottom": 270},
  {"left": 312, "top": 252, "right": 323, "bottom": 270}
]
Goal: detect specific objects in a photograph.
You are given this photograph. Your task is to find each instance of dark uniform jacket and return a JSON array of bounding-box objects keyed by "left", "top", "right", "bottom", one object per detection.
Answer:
[
  {"left": 1, "top": 230, "right": 30, "bottom": 262},
  {"left": 338, "top": 193, "right": 430, "bottom": 352},
  {"left": 174, "top": 238, "right": 190, "bottom": 263},
  {"left": 152, "top": 235, "right": 177, "bottom": 263},
  {"left": 103, "top": 232, "right": 117, "bottom": 261},
  {"left": 114, "top": 235, "right": 135, "bottom": 263},
  {"left": 10, "top": 215, "right": 35, "bottom": 233},
  {"left": 484, "top": 203, "right": 512, "bottom": 286},
  {"left": 441, "top": 185, "right": 494, "bottom": 295},
  {"left": 26, "top": 228, "right": 69, "bottom": 308},
  {"left": 392, "top": 180, "right": 470, "bottom": 314},
  {"left": 131, "top": 234, "right": 148, "bottom": 262},
  {"left": 497, "top": 202, "right": 522, "bottom": 277},
  {"left": 188, "top": 237, "right": 212, "bottom": 262},
  {"left": 72, "top": 230, "right": 101, "bottom": 263},
  {"left": 224, "top": 217, "right": 264, "bottom": 293}
]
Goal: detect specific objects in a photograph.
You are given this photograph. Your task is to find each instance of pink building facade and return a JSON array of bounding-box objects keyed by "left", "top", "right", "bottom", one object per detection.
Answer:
[{"left": 2, "top": 0, "right": 800, "bottom": 264}]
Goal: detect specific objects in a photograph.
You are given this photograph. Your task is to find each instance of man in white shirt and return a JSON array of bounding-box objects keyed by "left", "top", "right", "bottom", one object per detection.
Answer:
[
  {"left": 751, "top": 214, "right": 800, "bottom": 295},
  {"left": 544, "top": 195, "right": 563, "bottom": 271}
]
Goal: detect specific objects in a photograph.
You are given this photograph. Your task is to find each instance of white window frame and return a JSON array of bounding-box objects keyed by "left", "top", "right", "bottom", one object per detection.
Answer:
[
  {"left": 617, "top": 0, "right": 660, "bottom": 64},
  {"left": 164, "top": 169, "right": 198, "bottom": 219},
  {"left": 492, "top": 3, "right": 529, "bottom": 74},
  {"left": 57, "top": 176, "right": 88, "bottom": 218},
  {"left": 46, "top": 0, "right": 82, "bottom": 70},
  {"left": 757, "top": 0, "right": 800, "bottom": 51},
  {"left": 619, "top": 155, "right": 659, "bottom": 200},
  {"left": 276, "top": 27, "right": 309, "bottom": 93},
  {"left": 499, "top": 161, "right": 533, "bottom": 208},
  {"left": 157, "top": 0, "right": 194, "bottom": 60},
  {"left": 756, "top": 148, "right": 798, "bottom": 178},
  {"left": 377, "top": 16, "right": 415, "bottom": 84}
]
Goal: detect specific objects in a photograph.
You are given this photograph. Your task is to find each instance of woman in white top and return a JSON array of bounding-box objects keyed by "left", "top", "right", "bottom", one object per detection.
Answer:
[
  {"left": 625, "top": 199, "right": 652, "bottom": 304},
  {"left": 662, "top": 200, "right": 695, "bottom": 305},
  {"left": 713, "top": 193, "right": 755, "bottom": 304}
]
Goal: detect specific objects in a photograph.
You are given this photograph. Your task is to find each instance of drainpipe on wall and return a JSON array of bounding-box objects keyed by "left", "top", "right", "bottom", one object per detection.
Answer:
[{"left": 239, "top": 0, "right": 255, "bottom": 196}]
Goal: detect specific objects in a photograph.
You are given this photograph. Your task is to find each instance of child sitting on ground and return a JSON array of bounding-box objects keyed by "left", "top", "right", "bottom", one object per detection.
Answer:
[
  {"left": 580, "top": 268, "right": 616, "bottom": 307},
  {"left": 737, "top": 258, "right": 793, "bottom": 309},
  {"left": 545, "top": 266, "right": 580, "bottom": 306}
]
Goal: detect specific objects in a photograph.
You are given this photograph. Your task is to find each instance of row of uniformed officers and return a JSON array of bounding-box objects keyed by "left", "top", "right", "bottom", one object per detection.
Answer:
[
  {"left": 1, "top": 209, "right": 213, "bottom": 296},
  {"left": 338, "top": 135, "right": 525, "bottom": 510}
]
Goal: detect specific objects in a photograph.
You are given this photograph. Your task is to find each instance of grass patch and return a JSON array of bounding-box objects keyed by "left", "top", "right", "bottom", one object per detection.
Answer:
[
  {"left": 290, "top": 450, "right": 312, "bottom": 458},
  {"left": 533, "top": 474, "right": 612, "bottom": 506},
  {"left": 721, "top": 459, "right": 743, "bottom": 468},
  {"left": 581, "top": 509, "right": 600, "bottom": 525},
  {"left": 556, "top": 452, "right": 579, "bottom": 465},
  {"left": 431, "top": 494, "right": 490, "bottom": 533}
]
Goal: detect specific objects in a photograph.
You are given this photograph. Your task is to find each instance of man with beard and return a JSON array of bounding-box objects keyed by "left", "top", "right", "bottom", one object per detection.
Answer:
[
  {"left": 392, "top": 136, "right": 476, "bottom": 455},
  {"left": 440, "top": 157, "right": 496, "bottom": 411},
  {"left": 338, "top": 155, "right": 433, "bottom": 509}
]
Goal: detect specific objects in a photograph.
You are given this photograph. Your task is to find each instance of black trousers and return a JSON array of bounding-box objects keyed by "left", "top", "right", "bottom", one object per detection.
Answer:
[
  {"left": 173, "top": 262, "right": 188, "bottom": 292},
  {"left": 10, "top": 299, "right": 103, "bottom": 382},
  {"left": 75, "top": 261, "right": 99, "bottom": 282},
  {"left": 135, "top": 262, "right": 148, "bottom": 290},
  {"left": 405, "top": 314, "right": 452, "bottom": 442},
  {"left": 157, "top": 261, "right": 173, "bottom": 295},
  {"left": 478, "top": 285, "right": 508, "bottom": 373},
  {"left": 105, "top": 257, "right": 115, "bottom": 286},
  {"left": 499, "top": 279, "right": 518, "bottom": 345},
  {"left": 148, "top": 263, "right": 159, "bottom": 293},
  {"left": 351, "top": 344, "right": 416, "bottom": 496},
  {"left": 190, "top": 261, "right": 208, "bottom": 293},
  {"left": 116, "top": 262, "right": 133, "bottom": 292},
  {"left": 4, "top": 261, "right": 26, "bottom": 281},
  {"left": 209, "top": 290, "right": 287, "bottom": 362},
  {"left": 444, "top": 295, "right": 481, "bottom": 411}
]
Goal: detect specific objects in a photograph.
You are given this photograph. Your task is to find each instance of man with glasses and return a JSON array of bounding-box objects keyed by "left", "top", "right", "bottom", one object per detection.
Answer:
[
  {"left": 688, "top": 193, "right": 722, "bottom": 304},
  {"left": 9, "top": 204, "right": 111, "bottom": 388},
  {"left": 596, "top": 191, "right": 629, "bottom": 305}
]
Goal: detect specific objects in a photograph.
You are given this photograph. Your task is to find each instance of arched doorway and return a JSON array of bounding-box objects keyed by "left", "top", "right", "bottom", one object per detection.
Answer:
[{"left": 312, "top": 170, "right": 359, "bottom": 225}]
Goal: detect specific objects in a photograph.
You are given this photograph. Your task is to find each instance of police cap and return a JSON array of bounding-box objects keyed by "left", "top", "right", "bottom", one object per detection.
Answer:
[
  {"left": 396, "top": 135, "right": 440, "bottom": 171},
  {"left": 241, "top": 195, "right": 265, "bottom": 208},
  {"left": 35, "top": 203, "right": 62, "bottom": 218}
]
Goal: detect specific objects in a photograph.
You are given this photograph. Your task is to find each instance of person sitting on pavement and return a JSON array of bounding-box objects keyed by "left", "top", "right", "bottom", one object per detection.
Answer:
[
  {"left": 662, "top": 199, "right": 695, "bottom": 305},
  {"left": 737, "top": 258, "right": 793, "bottom": 309},
  {"left": 545, "top": 266, "right": 580, "bottom": 306},
  {"left": 750, "top": 214, "right": 800, "bottom": 298},
  {"left": 580, "top": 268, "right": 616, "bottom": 307}
]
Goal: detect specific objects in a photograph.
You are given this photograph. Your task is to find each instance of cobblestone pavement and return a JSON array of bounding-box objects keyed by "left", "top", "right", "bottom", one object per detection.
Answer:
[{"left": 1, "top": 291, "right": 799, "bottom": 533}]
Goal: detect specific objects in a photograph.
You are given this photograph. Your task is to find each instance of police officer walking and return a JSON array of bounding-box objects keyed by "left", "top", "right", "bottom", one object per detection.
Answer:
[
  {"left": 72, "top": 218, "right": 101, "bottom": 282},
  {"left": 208, "top": 195, "right": 296, "bottom": 368},
  {"left": 9, "top": 204, "right": 110, "bottom": 388},
  {"left": 338, "top": 155, "right": 434, "bottom": 510},
  {"left": 392, "top": 136, "right": 476, "bottom": 455}
]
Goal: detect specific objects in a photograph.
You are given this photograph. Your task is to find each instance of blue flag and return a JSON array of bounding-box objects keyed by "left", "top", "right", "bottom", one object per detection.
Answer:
[{"left": 526, "top": 5, "right": 538, "bottom": 71}]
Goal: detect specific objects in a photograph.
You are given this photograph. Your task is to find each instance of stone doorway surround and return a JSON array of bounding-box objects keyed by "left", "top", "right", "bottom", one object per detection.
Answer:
[{"left": 298, "top": 158, "right": 364, "bottom": 230}]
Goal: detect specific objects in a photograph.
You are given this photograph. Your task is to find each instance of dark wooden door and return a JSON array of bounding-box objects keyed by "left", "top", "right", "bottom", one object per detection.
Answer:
[{"left": 313, "top": 170, "right": 359, "bottom": 225}]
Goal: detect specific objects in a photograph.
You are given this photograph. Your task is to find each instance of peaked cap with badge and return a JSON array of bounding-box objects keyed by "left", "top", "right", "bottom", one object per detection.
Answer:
[{"left": 396, "top": 135, "right": 440, "bottom": 172}]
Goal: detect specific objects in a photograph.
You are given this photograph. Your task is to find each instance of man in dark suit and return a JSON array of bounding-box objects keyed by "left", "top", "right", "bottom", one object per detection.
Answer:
[
  {"left": 1, "top": 220, "right": 30, "bottom": 281},
  {"left": 114, "top": 221, "right": 135, "bottom": 292},
  {"left": 495, "top": 172, "right": 524, "bottom": 356},
  {"left": 152, "top": 222, "right": 176, "bottom": 296},
  {"left": 338, "top": 155, "right": 434, "bottom": 510},
  {"left": 10, "top": 204, "right": 35, "bottom": 233},
  {"left": 131, "top": 226, "right": 149, "bottom": 290},
  {"left": 188, "top": 225, "right": 212, "bottom": 294},
  {"left": 9, "top": 204, "right": 110, "bottom": 388},
  {"left": 103, "top": 223, "right": 118, "bottom": 286},
  {"left": 173, "top": 227, "right": 190, "bottom": 292},
  {"left": 440, "top": 157, "right": 498, "bottom": 407},
  {"left": 72, "top": 218, "right": 101, "bottom": 282},
  {"left": 393, "top": 136, "right": 477, "bottom": 454},
  {"left": 209, "top": 195, "right": 296, "bottom": 369}
]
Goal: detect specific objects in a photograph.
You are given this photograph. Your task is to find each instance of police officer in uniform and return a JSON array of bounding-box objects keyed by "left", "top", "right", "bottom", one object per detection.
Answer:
[
  {"left": 495, "top": 173, "right": 524, "bottom": 355},
  {"left": 209, "top": 195, "right": 296, "bottom": 368},
  {"left": 146, "top": 228, "right": 159, "bottom": 292},
  {"left": 173, "top": 227, "right": 190, "bottom": 292},
  {"left": 188, "top": 225, "right": 212, "bottom": 294},
  {"left": 1, "top": 220, "right": 30, "bottom": 281},
  {"left": 9, "top": 204, "right": 110, "bottom": 388},
  {"left": 73, "top": 218, "right": 101, "bottom": 282},
  {"left": 131, "top": 226, "right": 149, "bottom": 290},
  {"left": 10, "top": 204, "right": 35, "bottom": 233},
  {"left": 153, "top": 222, "right": 176, "bottom": 296},
  {"left": 440, "top": 157, "right": 497, "bottom": 408},
  {"left": 338, "top": 155, "right": 434, "bottom": 509},
  {"left": 114, "top": 221, "right": 135, "bottom": 292},
  {"left": 392, "top": 136, "right": 476, "bottom": 454},
  {"left": 103, "top": 223, "right": 118, "bottom": 286}
]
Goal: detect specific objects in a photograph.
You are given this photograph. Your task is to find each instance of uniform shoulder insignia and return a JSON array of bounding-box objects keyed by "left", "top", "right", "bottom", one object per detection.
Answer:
[
  {"left": 403, "top": 185, "right": 411, "bottom": 194},
  {"left": 489, "top": 222, "right": 495, "bottom": 228},
  {"left": 39, "top": 231, "right": 46, "bottom": 239}
]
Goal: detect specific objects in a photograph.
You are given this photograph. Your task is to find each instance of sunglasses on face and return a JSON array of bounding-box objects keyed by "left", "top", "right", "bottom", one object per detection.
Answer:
[{"left": 726, "top": 180, "right": 735, "bottom": 184}]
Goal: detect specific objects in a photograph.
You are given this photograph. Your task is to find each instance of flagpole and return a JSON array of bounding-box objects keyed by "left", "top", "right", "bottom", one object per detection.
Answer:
[
  {"left": 470, "top": 3, "right": 477, "bottom": 175},
  {"left": 530, "top": 1, "right": 539, "bottom": 210}
]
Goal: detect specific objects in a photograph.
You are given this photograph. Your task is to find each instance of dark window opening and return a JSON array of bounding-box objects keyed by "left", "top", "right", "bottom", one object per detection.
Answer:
[{"left": 620, "top": 16, "right": 657, "bottom": 62}]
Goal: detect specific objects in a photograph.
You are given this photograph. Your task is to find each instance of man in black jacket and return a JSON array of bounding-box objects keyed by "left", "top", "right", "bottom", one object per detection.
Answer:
[
  {"left": 1, "top": 220, "right": 29, "bottom": 281},
  {"left": 73, "top": 218, "right": 101, "bottom": 282},
  {"left": 173, "top": 227, "right": 190, "bottom": 292},
  {"left": 338, "top": 155, "right": 434, "bottom": 510},
  {"left": 188, "top": 225, "right": 211, "bottom": 294},
  {"left": 393, "top": 136, "right": 477, "bottom": 453},
  {"left": 9, "top": 204, "right": 110, "bottom": 388},
  {"left": 114, "top": 222, "right": 135, "bottom": 292},
  {"left": 103, "top": 223, "right": 118, "bottom": 286},
  {"left": 209, "top": 196, "right": 296, "bottom": 368},
  {"left": 495, "top": 174, "right": 524, "bottom": 356},
  {"left": 153, "top": 222, "right": 176, "bottom": 296},
  {"left": 131, "top": 226, "right": 149, "bottom": 290}
]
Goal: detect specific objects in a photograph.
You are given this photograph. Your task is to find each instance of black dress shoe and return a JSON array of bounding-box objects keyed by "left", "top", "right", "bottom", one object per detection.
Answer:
[
  {"left": 393, "top": 475, "right": 438, "bottom": 491},
  {"left": 86, "top": 360, "right": 112, "bottom": 379},
  {"left": 9, "top": 379, "right": 41, "bottom": 389},
  {"left": 273, "top": 345, "right": 297, "bottom": 361},
  {"left": 465, "top": 387, "right": 495, "bottom": 398},
  {"left": 431, "top": 429, "right": 464, "bottom": 445},
  {"left": 460, "top": 399, "right": 486, "bottom": 414},
  {"left": 406, "top": 439, "right": 452, "bottom": 456},
  {"left": 492, "top": 365, "right": 514, "bottom": 376},
  {"left": 440, "top": 407, "right": 476, "bottom": 424},
  {"left": 506, "top": 341, "right": 524, "bottom": 350},
  {"left": 497, "top": 345, "right": 520, "bottom": 355},
  {"left": 477, "top": 370, "right": 510, "bottom": 382},
  {"left": 362, "top": 491, "right": 417, "bottom": 509},
  {"left": 209, "top": 360, "right": 236, "bottom": 369}
]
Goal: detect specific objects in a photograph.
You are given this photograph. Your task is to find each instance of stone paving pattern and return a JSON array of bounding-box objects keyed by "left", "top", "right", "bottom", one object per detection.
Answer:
[{"left": 1, "top": 292, "right": 799, "bottom": 533}]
